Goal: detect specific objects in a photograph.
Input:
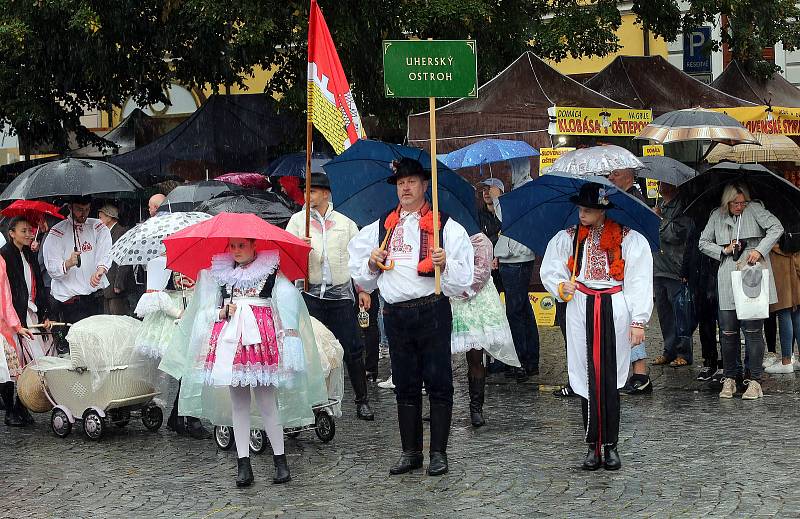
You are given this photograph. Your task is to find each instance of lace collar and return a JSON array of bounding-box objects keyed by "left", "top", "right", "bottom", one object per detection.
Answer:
[{"left": 210, "top": 250, "right": 280, "bottom": 290}]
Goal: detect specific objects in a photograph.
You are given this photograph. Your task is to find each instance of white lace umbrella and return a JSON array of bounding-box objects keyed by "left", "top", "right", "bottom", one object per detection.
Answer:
[
  {"left": 110, "top": 212, "right": 211, "bottom": 266},
  {"left": 549, "top": 144, "right": 645, "bottom": 177}
]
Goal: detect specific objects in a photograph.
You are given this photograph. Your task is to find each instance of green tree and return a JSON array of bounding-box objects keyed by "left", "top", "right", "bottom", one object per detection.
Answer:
[{"left": 633, "top": 0, "right": 800, "bottom": 78}]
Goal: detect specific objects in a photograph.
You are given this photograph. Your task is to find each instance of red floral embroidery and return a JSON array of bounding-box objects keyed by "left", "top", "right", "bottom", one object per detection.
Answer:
[
  {"left": 384, "top": 203, "right": 439, "bottom": 275},
  {"left": 564, "top": 220, "right": 626, "bottom": 281}
]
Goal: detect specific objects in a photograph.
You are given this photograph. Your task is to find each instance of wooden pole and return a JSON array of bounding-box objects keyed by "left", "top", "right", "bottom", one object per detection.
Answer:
[
  {"left": 304, "top": 119, "right": 313, "bottom": 291},
  {"left": 429, "top": 97, "right": 441, "bottom": 294}
]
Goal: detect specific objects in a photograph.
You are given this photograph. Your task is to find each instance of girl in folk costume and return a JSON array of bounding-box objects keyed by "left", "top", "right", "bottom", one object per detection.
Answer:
[
  {"left": 135, "top": 255, "right": 209, "bottom": 439},
  {"left": 160, "top": 239, "right": 327, "bottom": 487},
  {"left": 540, "top": 183, "right": 653, "bottom": 471},
  {"left": 450, "top": 233, "right": 519, "bottom": 427},
  {"left": 1, "top": 217, "right": 50, "bottom": 426},
  {"left": 0, "top": 254, "right": 35, "bottom": 426}
]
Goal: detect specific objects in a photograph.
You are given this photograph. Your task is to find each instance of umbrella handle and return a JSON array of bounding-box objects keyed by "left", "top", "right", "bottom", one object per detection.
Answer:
[{"left": 376, "top": 228, "right": 395, "bottom": 271}]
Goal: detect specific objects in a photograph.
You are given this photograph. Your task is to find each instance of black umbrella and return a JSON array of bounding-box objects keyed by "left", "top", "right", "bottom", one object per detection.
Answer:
[
  {"left": 0, "top": 158, "right": 142, "bottom": 201},
  {"left": 158, "top": 180, "right": 243, "bottom": 213},
  {"left": 678, "top": 163, "right": 800, "bottom": 232},
  {"left": 637, "top": 156, "right": 697, "bottom": 186},
  {"left": 195, "top": 190, "right": 295, "bottom": 228}
]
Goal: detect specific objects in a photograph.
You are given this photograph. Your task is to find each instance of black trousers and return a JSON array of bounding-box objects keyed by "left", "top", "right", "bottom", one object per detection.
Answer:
[
  {"left": 582, "top": 290, "right": 620, "bottom": 449},
  {"left": 303, "top": 295, "right": 364, "bottom": 362},
  {"left": 53, "top": 293, "right": 101, "bottom": 352},
  {"left": 384, "top": 295, "right": 453, "bottom": 407},
  {"left": 362, "top": 291, "right": 380, "bottom": 375},
  {"left": 695, "top": 289, "right": 721, "bottom": 368}
]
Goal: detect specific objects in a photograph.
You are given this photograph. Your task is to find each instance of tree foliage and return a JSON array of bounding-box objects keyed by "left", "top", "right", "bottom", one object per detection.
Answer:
[{"left": 633, "top": 0, "right": 800, "bottom": 78}]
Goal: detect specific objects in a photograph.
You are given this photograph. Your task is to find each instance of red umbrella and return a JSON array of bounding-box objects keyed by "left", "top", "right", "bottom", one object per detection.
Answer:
[
  {"left": 1, "top": 200, "right": 66, "bottom": 226},
  {"left": 215, "top": 172, "right": 270, "bottom": 190},
  {"left": 163, "top": 212, "right": 311, "bottom": 281}
]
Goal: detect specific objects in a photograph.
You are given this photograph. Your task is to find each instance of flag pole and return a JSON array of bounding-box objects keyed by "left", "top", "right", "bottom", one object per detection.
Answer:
[
  {"left": 304, "top": 120, "right": 312, "bottom": 291},
  {"left": 429, "top": 96, "right": 441, "bottom": 294}
]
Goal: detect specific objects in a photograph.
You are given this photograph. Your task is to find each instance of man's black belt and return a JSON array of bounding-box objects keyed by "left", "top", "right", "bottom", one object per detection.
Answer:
[
  {"left": 60, "top": 293, "right": 98, "bottom": 305},
  {"left": 385, "top": 293, "right": 445, "bottom": 309}
]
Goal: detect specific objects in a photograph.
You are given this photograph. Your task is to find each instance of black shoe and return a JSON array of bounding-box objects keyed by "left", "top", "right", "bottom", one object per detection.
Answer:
[
  {"left": 186, "top": 420, "right": 212, "bottom": 440},
  {"left": 696, "top": 367, "right": 714, "bottom": 381},
  {"left": 708, "top": 369, "right": 724, "bottom": 390},
  {"left": 365, "top": 371, "right": 378, "bottom": 383},
  {"left": 16, "top": 402, "right": 34, "bottom": 425},
  {"left": 624, "top": 375, "right": 652, "bottom": 395},
  {"left": 356, "top": 402, "right": 375, "bottom": 421},
  {"left": 526, "top": 366, "right": 540, "bottom": 377},
  {"left": 168, "top": 416, "right": 186, "bottom": 435},
  {"left": 4, "top": 412, "right": 24, "bottom": 427},
  {"left": 582, "top": 444, "right": 601, "bottom": 471},
  {"left": 514, "top": 368, "right": 529, "bottom": 383},
  {"left": 236, "top": 457, "right": 254, "bottom": 487},
  {"left": 603, "top": 445, "right": 621, "bottom": 471},
  {"left": 553, "top": 385, "right": 576, "bottom": 397},
  {"left": 427, "top": 452, "right": 449, "bottom": 476},
  {"left": 273, "top": 454, "right": 291, "bottom": 484},
  {"left": 389, "top": 452, "right": 423, "bottom": 475}
]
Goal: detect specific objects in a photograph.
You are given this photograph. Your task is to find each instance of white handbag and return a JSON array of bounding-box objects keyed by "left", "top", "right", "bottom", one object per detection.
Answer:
[{"left": 731, "top": 267, "right": 769, "bottom": 320}]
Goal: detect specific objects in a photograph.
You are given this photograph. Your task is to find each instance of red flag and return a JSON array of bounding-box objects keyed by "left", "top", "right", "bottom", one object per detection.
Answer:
[{"left": 307, "top": 0, "right": 366, "bottom": 154}]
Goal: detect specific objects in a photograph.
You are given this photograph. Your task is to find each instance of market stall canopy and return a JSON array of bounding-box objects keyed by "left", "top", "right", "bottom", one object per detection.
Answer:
[
  {"left": 585, "top": 56, "right": 755, "bottom": 115},
  {"left": 109, "top": 94, "right": 296, "bottom": 185},
  {"left": 711, "top": 60, "right": 800, "bottom": 107},
  {"left": 705, "top": 133, "right": 800, "bottom": 163},
  {"left": 71, "top": 109, "right": 183, "bottom": 158},
  {"left": 407, "top": 52, "right": 629, "bottom": 154}
]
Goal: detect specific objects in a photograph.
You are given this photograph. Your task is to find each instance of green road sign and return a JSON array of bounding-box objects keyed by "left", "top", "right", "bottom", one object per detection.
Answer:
[{"left": 383, "top": 40, "right": 477, "bottom": 98}]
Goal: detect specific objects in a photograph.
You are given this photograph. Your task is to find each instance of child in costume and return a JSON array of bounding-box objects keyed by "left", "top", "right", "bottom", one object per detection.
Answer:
[
  {"left": 450, "top": 233, "right": 519, "bottom": 426},
  {"left": 160, "top": 239, "right": 327, "bottom": 487}
]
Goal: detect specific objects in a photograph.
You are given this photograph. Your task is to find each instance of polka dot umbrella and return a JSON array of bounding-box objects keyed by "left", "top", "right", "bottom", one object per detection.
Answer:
[{"left": 109, "top": 212, "right": 212, "bottom": 266}]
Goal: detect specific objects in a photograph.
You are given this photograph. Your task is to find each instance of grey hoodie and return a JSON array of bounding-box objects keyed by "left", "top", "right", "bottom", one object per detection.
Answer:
[{"left": 493, "top": 158, "right": 536, "bottom": 264}]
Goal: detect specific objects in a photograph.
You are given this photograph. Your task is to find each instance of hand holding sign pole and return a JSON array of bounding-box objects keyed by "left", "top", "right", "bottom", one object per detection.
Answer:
[{"left": 383, "top": 39, "right": 478, "bottom": 294}]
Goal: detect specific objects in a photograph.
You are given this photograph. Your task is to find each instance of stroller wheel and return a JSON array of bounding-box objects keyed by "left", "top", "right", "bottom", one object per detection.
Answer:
[
  {"left": 51, "top": 408, "right": 72, "bottom": 438},
  {"left": 83, "top": 410, "right": 105, "bottom": 440},
  {"left": 214, "top": 426, "right": 234, "bottom": 450},
  {"left": 141, "top": 405, "right": 163, "bottom": 432},
  {"left": 315, "top": 412, "right": 335, "bottom": 443},
  {"left": 249, "top": 429, "right": 269, "bottom": 454}
]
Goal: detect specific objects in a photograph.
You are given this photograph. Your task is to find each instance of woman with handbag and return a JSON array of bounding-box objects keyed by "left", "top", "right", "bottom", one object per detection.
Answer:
[
  {"left": 699, "top": 183, "right": 783, "bottom": 400},
  {"left": 765, "top": 241, "right": 800, "bottom": 374}
]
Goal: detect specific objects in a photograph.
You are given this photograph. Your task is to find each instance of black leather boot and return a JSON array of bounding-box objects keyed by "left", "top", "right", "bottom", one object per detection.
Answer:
[
  {"left": 236, "top": 457, "right": 254, "bottom": 487},
  {"left": 427, "top": 402, "right": 452, "bottom": 476},
  {"left": 467, "top": 376, "right": 485, "bottom": 427},
  {"left": 273, "top": 454, "right": 291, "bottom": 484},
  {"left": 14, "top": 396, "right": 34, "bottom": 425},
  {"left": 389, "top": 403, "right": 423, "bottom": 475},
  {"left": 2, "top": 383, "right": 22, "bottom": 427},
  {"left": 582, "top": 444, "right": 601, "bottom": 471},
  {"left": 604, "top": 444, "right": 621, "bottom": 471},
  {"left": 185, "top": 417, "right": 212, "bottom": 439},
  {"left": 346, "top": 358, "right": 374, "bottom": 421}
]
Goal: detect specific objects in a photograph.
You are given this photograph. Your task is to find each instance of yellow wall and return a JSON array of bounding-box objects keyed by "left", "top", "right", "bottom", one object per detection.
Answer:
[{"left": 548, "top": 13, "right": 669, "bottom": 76}]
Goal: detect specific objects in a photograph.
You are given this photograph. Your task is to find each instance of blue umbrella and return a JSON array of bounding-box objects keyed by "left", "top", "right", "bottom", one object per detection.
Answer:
[
  {"left": 442, "top": 139, "right": 539, "bottom": 170},
  {"left": 264, "top": 151, "right": 332, "bottom": 178},
  {"left": 322, "top": 140, "right": 479, "bottom": 235},
  {"left": 499, "top": 173, "right": 660, "bottom": 256}
]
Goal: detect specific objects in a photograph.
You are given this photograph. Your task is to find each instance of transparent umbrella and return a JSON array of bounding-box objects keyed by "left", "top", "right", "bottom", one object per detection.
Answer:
[{"left": 550, "top": 145, "right": 645, "bottom": 177}]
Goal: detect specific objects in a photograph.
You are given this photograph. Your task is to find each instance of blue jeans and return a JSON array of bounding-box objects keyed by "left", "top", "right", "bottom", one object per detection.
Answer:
[
  {"left": 777, "top": 307, "right": 800, "bottom": 359},
  {"left": 383, "top": 296, "right": 453, "bottom": 407},
  {"left": 499, "top": 261, "right": 540, "bottom": 370},
  {"left": 654, "top": 277, "right": 693, "bottom": 363}
]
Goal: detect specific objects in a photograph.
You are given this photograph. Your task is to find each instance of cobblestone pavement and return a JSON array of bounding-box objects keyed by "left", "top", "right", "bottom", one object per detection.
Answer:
[{"left": 2, "top": 320, "right": 799, "bottom": 519}]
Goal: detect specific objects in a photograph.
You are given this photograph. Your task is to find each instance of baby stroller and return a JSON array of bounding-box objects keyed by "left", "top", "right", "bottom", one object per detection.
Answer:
[
  {"left": 32, "top": 315, "right": 163, "bottom": 440},
  {"left": 213, "top": 316, "right": 344, "bottom": 453}
]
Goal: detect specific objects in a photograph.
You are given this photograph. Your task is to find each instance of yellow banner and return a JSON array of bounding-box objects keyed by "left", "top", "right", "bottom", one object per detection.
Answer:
[
  {"left": 539, "top": 147, "right": 575, "bottom": 174},
  {"left": 641, "top": 144, "right": 663, "bottom": 199},
  {"left": 711, "top": 106, "right": 800, "bottom": 136},
  {"left": 530, "top": 292, "right": 557, "bottom": 327},
  {"left": 549, "top": 107, "right": 652, "bottom": 136}
]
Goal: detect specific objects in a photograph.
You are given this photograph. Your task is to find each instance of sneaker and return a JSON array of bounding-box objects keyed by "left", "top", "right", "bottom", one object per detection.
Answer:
[
  {"left": 762, "top": 352, "right": 780, "bottom": 368},
  {"left": 741, "top": 380, "right": 764, "bottom": 400},
  {"left": 377, "top": 376, "right": 395, "bottom": 389},
  {"left": 696, "top": 367, "right": 715, "bottom": 381},
  {"left": 623, "top": 375, "right": 652, "bottom": 395},
  {"left": 765, "top": 362, "right": 794, "bottom": 374},
  {"left": 719, "top": 378, "right": 736, "bottom": 398}
]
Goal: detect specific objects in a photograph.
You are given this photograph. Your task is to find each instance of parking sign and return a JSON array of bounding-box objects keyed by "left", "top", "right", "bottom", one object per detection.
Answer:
[{"left": 683, "top": 27, "right": 712, "bottom": 74}]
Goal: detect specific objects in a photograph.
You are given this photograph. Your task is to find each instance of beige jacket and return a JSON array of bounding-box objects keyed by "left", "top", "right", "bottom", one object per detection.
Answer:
[{"left": 286, "top": 205, "right": 359, "bottom": 287}]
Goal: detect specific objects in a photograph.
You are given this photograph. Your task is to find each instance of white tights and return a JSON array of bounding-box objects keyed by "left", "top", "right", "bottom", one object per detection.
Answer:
[{"left": 229, "top": 385, "right": 284, "bottom": 459}]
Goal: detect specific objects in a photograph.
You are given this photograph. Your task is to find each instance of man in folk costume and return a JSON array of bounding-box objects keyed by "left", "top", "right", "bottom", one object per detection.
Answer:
[
  {"left": 349, "top": 157, "right": 474, "bottom": 476},
  {"left": 540, "top": 183, "right": 653, "bottom": 471},
  {"left": 286, "top": 172, "right": 374, "bottom": 421}
]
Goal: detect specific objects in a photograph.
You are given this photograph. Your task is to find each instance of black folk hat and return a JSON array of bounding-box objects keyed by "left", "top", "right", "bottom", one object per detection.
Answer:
[
  {"left": 569, "top": 182, "right": 616, "bottom": 210},
  {"left": 387, "top": 157, "right": 431, "bottom": 185},
  {"left": 309, "top": 172, "right": 331, "bottom": 190}
]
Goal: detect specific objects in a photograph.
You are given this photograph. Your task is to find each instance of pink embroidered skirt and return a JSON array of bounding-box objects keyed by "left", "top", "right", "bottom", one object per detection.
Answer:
[{"left": 204, "top": 305, "right": 282, "bottom": 387}]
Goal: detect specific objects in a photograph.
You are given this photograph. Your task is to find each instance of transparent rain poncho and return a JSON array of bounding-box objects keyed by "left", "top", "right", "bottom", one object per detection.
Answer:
[{"left": 310, "top": 316, "right": 344, "bottom": 417}]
